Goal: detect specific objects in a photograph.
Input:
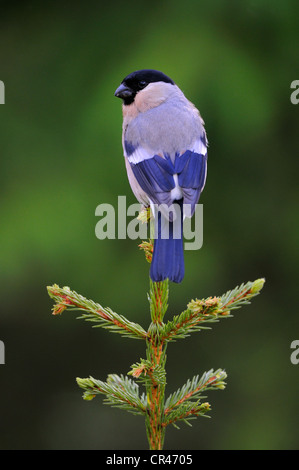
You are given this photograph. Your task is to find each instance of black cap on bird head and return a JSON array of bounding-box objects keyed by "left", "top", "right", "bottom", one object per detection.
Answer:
[{"left": 114, "top": 69, "right": 175, "bottom": 105}]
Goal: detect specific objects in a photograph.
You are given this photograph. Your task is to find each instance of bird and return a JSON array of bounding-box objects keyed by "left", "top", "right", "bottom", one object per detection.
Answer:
[{"left": 114, "top": 69, "right": 207, "bottom": 283}]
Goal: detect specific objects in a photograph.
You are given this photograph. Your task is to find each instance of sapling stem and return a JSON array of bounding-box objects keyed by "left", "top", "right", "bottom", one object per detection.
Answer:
[
  {"left": 145, "top": 279, "right": 169, "bottom": 449},
  {"left": 47, "top": 210, "right": 265, "bottom": 449}
]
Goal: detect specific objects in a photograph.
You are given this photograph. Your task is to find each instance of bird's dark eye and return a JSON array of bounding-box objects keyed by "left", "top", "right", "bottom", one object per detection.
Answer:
[{"left": 139, "top": 80, "right": 147, "bottom": 89}]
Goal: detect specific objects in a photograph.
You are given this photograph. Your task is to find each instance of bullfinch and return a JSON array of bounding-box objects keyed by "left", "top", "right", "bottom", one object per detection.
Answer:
[{"left": 114, "top": 69, "right": 207, "bottom": 283}]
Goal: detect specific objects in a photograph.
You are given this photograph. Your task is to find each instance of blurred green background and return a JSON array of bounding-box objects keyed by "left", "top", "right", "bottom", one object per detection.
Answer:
[{"left": 0, "top": 0, "right": 299, "bottom": 450}]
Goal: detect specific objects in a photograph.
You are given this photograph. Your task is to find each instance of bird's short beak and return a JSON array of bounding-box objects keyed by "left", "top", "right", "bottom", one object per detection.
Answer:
[{"left": 114, "top": 83, "right": 133, "bottom": 100}]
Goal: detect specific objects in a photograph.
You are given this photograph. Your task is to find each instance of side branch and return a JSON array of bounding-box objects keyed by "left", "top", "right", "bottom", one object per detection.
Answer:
[
  {"left": 76, "top": 374, "right": 146, "bottom": 416},
  {"left": 161, "top": 278, "right": 265, "bottom": 342},
  {"left": 162, "top": 401, "right": 211, "bottom": 429},
  {"left": 164, "top": 369, "right": 227, "bottom": 416},
  {"left": 47, "top": 284, "right": 147, "bottom": 340}
]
